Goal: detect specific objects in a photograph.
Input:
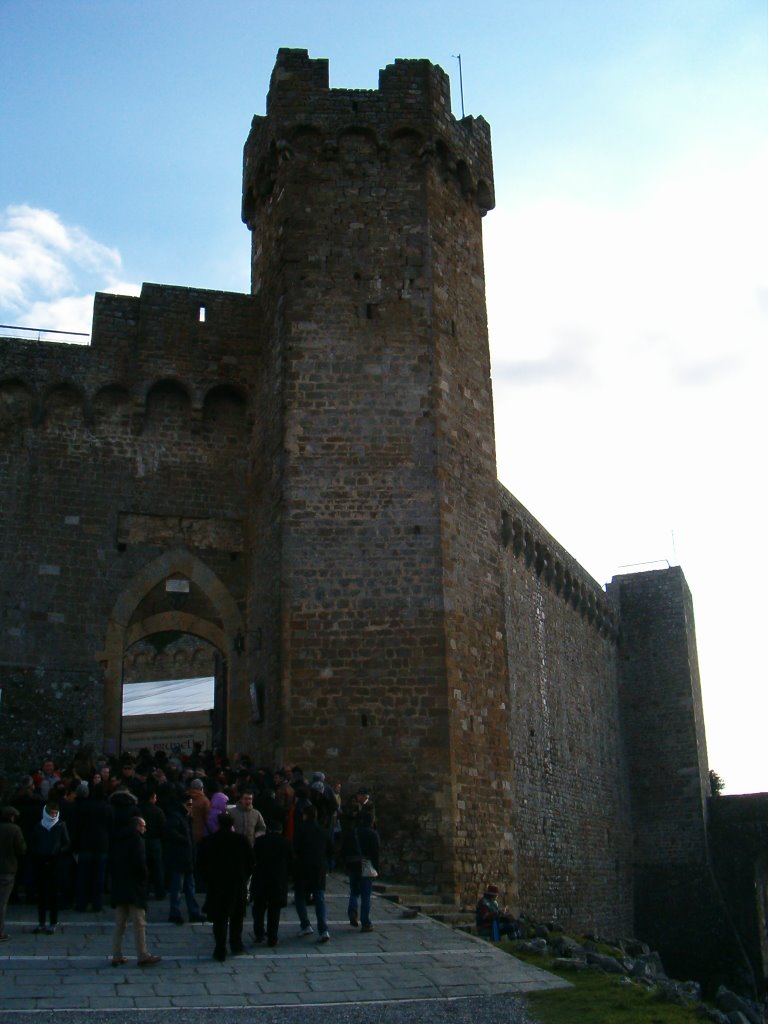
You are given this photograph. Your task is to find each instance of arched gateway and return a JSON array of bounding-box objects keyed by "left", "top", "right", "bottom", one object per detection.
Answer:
[{"left": 102, "top": 549, "right": 246, "bottom": 756}]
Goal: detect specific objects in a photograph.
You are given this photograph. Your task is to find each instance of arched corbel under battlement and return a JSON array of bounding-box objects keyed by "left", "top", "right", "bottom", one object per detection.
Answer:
[{"left": 101, "top": 548, "right": 246, "bottom": 756}]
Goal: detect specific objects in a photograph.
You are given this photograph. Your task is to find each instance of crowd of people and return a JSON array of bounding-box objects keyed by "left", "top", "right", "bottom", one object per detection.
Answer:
[{"left": 0, "top": 745, "right": 380, "bottom": 962}]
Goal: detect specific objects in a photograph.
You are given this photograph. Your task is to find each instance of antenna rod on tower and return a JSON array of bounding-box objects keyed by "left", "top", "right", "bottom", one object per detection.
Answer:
[{"left": 452, "top": 53, "right": 465, "bottom": 118}]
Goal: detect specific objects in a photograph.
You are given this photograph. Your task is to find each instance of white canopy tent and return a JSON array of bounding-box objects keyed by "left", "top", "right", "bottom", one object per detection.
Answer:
[{"left": 122, "top": 677, "right": 214, "bottom": 716}]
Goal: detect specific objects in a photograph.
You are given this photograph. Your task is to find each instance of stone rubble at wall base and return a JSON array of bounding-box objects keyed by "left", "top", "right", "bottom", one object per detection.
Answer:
[{"left": 512, "top": 923, "right": 766, "bottom": 1023}]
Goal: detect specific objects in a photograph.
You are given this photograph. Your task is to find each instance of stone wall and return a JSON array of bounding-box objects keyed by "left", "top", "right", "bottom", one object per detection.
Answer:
[
  {"left": 0, "top": 283, "right": 258, "bottom": 763},
  {"left": 708, "top": 794, "right": 768, "bottom": 995},
  {"left": 123, "top": 633, "right": 217, "bottom": 684},
  {"left": 500, "top": 486, "right": 633, "bottom": 935}
]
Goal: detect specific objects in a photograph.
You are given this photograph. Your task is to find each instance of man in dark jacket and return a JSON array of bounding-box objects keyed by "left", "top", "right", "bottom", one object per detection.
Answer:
[
  {"left": 12, "top": 776, "right": 42, "bottom": 902},
  {"left": 75, "top": 781, "right": 113, "bottom": 912},
  {"left": 293, "top": 804, "right": 333, "bottom": 942},
  {"left": 109, "top": 815, "right": 160, "bottom": 967},
  {"left": 0, "top": 806, "right": 26, "bottom": 942},
  {"left": 251, "top": 817, "right": 292, "bottom": 946},
  {"left": 198, "top": 811, "right": 251, "bottom": 961},
  {"left": 140, "top": 788, "right": 166, "bottom": 901},
  {"left": 162, "top": 796, "right": 205, "bottom": 924}
]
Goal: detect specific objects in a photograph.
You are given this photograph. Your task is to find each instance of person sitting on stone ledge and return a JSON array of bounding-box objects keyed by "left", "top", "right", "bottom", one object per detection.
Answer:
[{"left": 475, "top": 884, "right": 520, "bottom": 940}]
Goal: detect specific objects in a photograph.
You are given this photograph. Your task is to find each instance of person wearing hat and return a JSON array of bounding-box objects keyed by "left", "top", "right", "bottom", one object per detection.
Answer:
[
  {"left": 475, "top": 884, "right": 520, "bottom": 940},
  {"left": 0, "top": 806, "right": 26, "bottom": 941}
]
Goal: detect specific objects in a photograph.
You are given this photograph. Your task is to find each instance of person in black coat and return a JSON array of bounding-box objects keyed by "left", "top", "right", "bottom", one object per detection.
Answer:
[
  {"left": 198, "top": 811, "right": 252, "bottom": 961},
  {"left": 293, "top": 804, "right": 333, "bottom": 942},
  {"left": 29, "top": 801, "right": 70, "bottom": 933},
  {"left": 251, "top": 817, "right": 292, "bottom": 946},
  {"left": 75, "top": 781, "right": 113, "bottom": 911},
  {"left": 108, "top": 787, "right": 140, "bottom": 835},
  {"left": 254, "top": 782, "right": 284, "bottom": 831},
  {"left": 140, "top": 788, "right": 166, "bottom": 901},
  {"left": 12, "top": 777, "right": 43, "bottom": 902},
  {"left": 109, "top": 815, "right": 160, "bottom": 966}
]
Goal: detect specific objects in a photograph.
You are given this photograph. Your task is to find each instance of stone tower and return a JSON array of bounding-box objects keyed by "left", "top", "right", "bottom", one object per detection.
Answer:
[{"left": 241, "top": 49, "right": 514, "bottom": 896}]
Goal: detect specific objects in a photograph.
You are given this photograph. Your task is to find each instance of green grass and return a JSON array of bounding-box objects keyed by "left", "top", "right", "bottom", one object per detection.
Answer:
[{"left": 504, "top": 943, "right": 705, "bottom": 1024}]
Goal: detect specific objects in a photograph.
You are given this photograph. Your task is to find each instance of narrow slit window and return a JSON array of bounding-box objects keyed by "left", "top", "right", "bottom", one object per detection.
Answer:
[{"left": 199, "top": 305, "right": 207, "bottom": 323}]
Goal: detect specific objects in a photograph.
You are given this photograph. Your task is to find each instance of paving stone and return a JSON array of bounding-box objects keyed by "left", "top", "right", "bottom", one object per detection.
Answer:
[
  {"left": 257, "top": 980, "right": 313, "bottom": 994},
  {"left": 245, "top": 992, "right": 303, "bottom": 1006},
  {"left": 308, "top": 975, "right": 365, "bottom": 992},
  {"left": 88, "top": 997, "right": 140, "bottom": 1009},
  {"left": 0, "top": 879, "right": 567, "bottom": 1013}
]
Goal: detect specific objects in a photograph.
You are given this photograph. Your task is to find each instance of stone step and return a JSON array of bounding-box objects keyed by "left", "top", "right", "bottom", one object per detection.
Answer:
[
  {"left": 432, "top": 911, "right": 477, "bottom": 927},
  {"left": 376, "top": 893, "right": 457, "bottom": 910},
  {"left": 373, "top": 881, "right": 461, "bottom": 917},
  {"left": 371, "top": 881, "right": 482, "bottom": 938},
  {"left": 401, "top": 899, "right": 457, "bottom": 913},
  {"left": 373, "top": 882, "right": 433, "bottom": 898}
]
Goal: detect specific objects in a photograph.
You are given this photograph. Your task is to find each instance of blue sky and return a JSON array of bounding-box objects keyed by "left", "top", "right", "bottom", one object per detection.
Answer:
[{"left": 1, "top": 0, "right": 767, "bottom": 792}]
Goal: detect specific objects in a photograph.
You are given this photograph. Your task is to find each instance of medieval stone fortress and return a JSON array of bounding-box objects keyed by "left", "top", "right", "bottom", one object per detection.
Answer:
[{"left": 0, "top": 49, "right": 765, "bottom": 993}]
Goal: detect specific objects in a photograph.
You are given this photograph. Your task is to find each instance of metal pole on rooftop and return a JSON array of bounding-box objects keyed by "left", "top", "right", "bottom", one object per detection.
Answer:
[{"left": 452, "top": 53, "right": 465, "bottom": 118}]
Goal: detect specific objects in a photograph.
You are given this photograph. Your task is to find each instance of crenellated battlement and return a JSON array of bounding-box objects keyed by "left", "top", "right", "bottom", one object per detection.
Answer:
[
  {"left": 242, "top": 49, "right": 494, "bottom": 230},
  {"left": 0, "top": 283, "right": 259, "bottom": 435},
  {"left": 499, "top": 483, "right": 619, "bottom": 639}
]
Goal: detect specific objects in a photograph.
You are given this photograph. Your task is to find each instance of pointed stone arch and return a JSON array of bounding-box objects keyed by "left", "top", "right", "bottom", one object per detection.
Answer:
[{"left": 102, "top": 548, "right": 246, "bottom": 755}]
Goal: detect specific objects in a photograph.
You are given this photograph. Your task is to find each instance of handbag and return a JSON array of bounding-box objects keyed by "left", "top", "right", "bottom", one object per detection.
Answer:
[{"left": 361, "top": 857, "right": 378, "bottom": 879}]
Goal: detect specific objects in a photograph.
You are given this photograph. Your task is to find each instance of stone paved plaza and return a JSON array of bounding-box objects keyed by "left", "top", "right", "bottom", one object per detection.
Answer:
[{"left": 0, "top": 877, "right": 566, "bottom": 1014}]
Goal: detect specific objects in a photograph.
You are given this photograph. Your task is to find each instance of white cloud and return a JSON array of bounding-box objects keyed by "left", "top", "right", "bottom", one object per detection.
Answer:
[
  {"left": 486, "top": 144, "right": 768, "bottom": 398},
  {"left": 17, "top": 295, "right": 97, "bottom": 339},
  {"left": 0, "top": 205, "right": 139, "bottom": 340}
]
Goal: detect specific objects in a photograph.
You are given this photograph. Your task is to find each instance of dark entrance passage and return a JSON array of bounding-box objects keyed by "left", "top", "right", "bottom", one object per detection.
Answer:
[{"left": 120, "top": 632, "right": 221, "bottom": 757}]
